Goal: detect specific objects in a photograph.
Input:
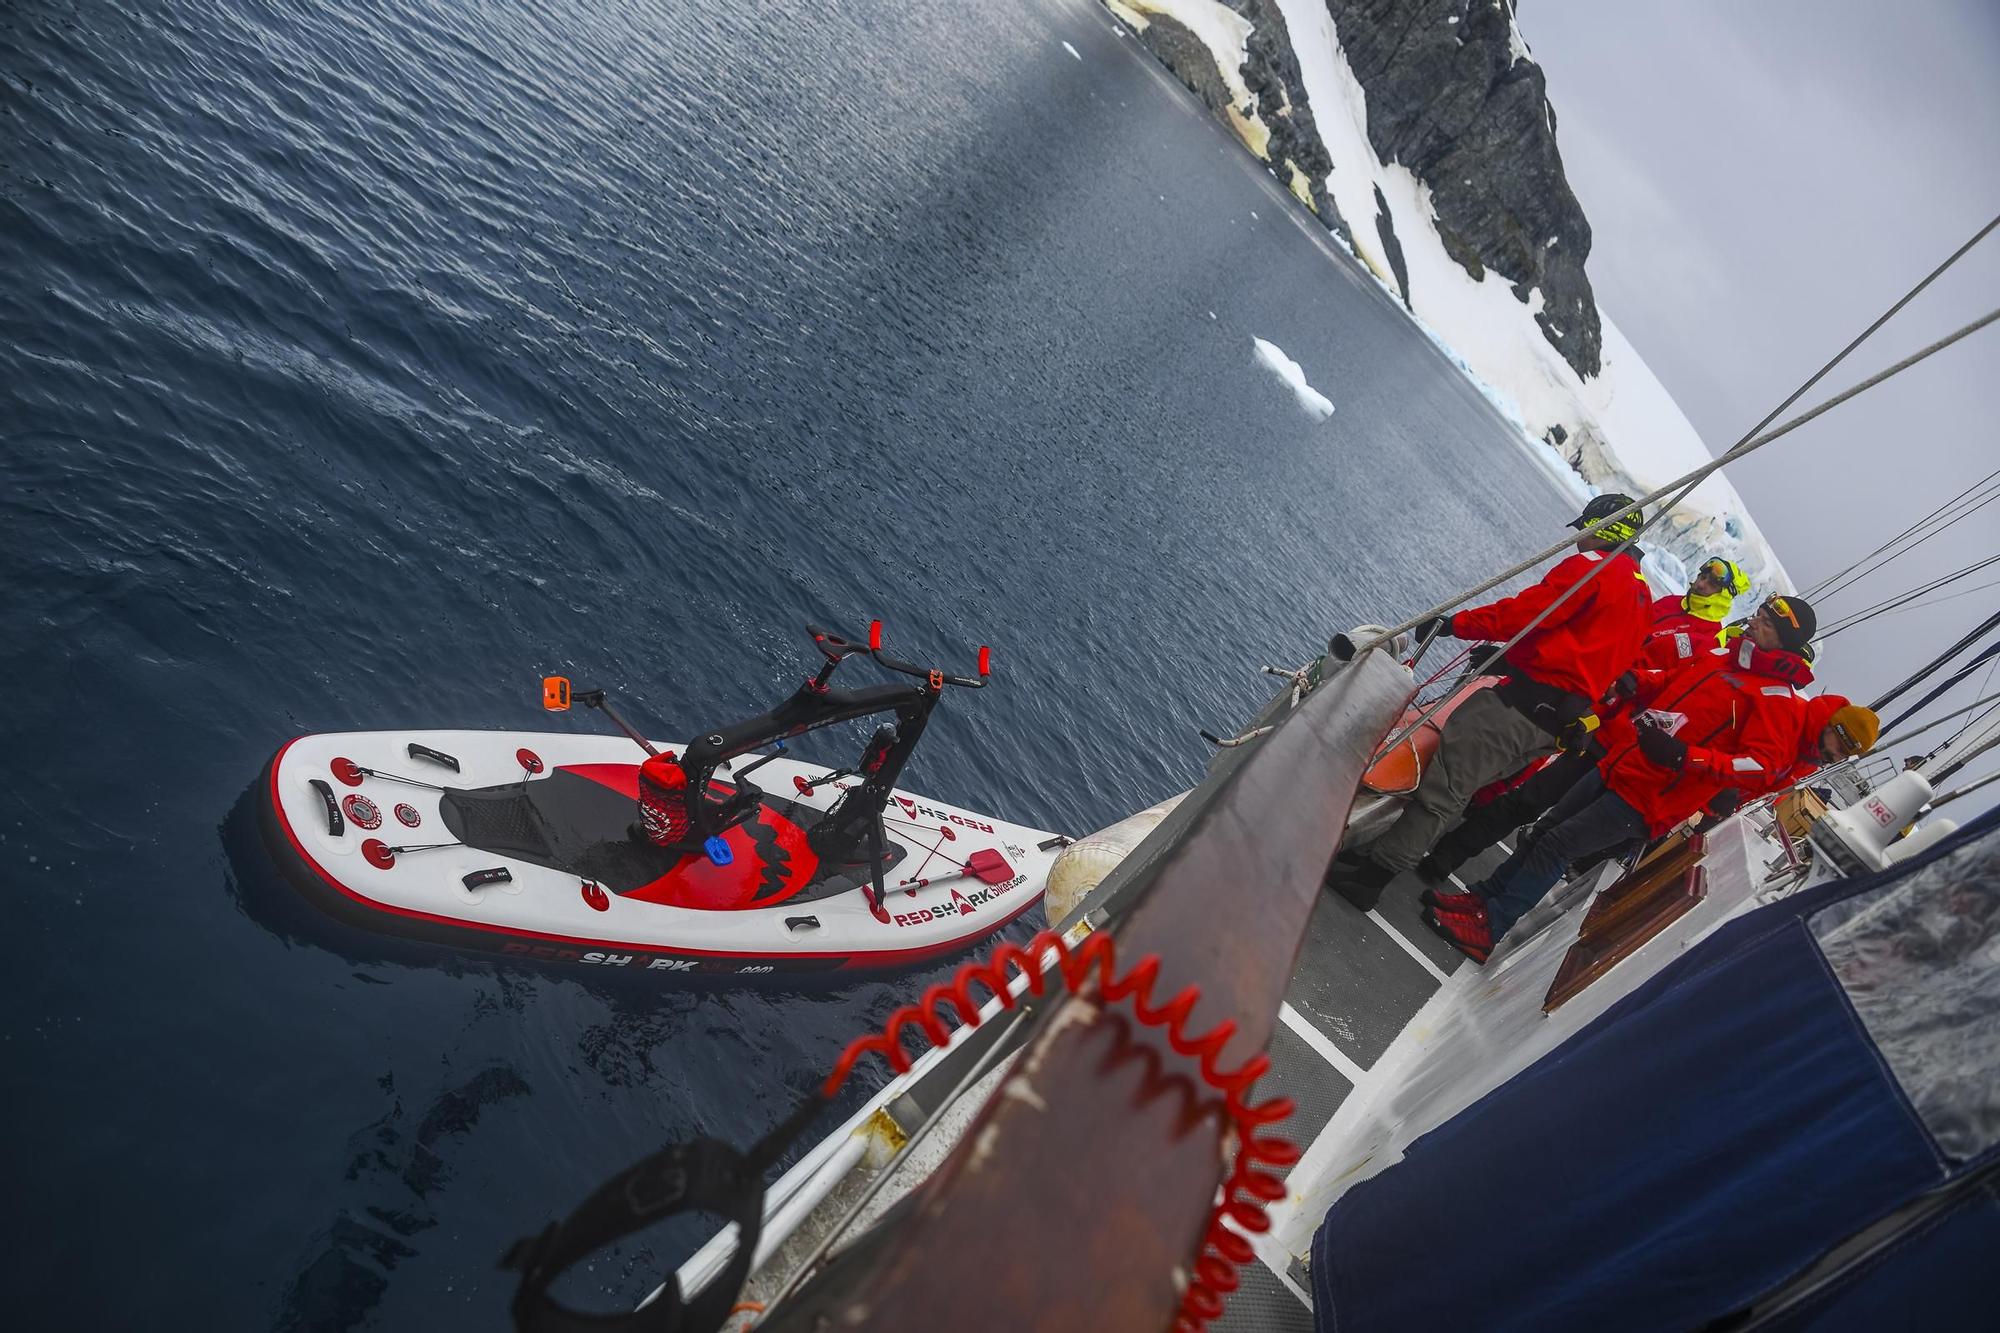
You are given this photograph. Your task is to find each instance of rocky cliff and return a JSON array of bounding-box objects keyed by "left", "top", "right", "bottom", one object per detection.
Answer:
[
  {"left": 1113, "top": 0, "right": 1601, "bottom": 378},
  {"left": 1102, "top": 0, "right": 1790, "bottom": 597}
]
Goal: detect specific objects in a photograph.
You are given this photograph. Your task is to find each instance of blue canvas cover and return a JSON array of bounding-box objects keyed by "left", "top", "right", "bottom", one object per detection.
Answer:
[{"left": 1312, "top": 807, "right": 2000, "bottom": 1332}]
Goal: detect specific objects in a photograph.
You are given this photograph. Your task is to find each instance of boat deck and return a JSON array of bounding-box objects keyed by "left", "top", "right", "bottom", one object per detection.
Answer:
[{"left": 1218, "top": 842, "right": 1512, "bottom": 1327}]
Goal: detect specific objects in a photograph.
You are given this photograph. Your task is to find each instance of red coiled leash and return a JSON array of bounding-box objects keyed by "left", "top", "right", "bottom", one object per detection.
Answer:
[
  {"left": 506, "top": 929, "right": 1296, "bottom": 1333},
  {"left": 822, "top": 928, "right": 1298, "bottom": 1332}
]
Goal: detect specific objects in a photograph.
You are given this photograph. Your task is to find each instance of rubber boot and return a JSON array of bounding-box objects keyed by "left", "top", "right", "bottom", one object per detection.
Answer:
[{"left": 1325, "top": 850, "right": 1396, "bottom": 912}]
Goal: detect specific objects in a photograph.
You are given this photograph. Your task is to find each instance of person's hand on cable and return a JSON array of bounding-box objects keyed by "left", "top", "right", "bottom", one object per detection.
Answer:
[
  {"left": 1411, "top": 614, "right": 1455, "bottom": 644},
  {"left": 1635, "top": 719, "right": 1688, "bottom": 771},
  {"left": 1606, "top": 671, "right": 1639, "bottom": 703}
]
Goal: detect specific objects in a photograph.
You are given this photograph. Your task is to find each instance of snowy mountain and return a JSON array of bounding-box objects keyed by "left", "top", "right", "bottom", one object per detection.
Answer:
[{"left": 1103, "top": 0, "right": 1791, "bottom": 597}]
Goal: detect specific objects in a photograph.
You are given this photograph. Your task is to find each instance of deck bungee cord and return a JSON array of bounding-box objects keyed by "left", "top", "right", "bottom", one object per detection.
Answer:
[{"left": 502, "top": 634, "right": 1414, "bottom": 1332}]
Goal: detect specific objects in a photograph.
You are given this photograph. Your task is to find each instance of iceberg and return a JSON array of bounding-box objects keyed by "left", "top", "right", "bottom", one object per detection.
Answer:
[{"left": 1252, "top": 337, "right": 1337, "bottom": 421}]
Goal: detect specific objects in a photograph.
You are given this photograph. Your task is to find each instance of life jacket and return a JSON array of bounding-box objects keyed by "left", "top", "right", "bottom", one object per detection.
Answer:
[
  {"left": 1450, "top": 548, "right": 1653, "bottom": 702},
  {"left": 1595, "top": 642, "right": 1807, "bottom": 835}
]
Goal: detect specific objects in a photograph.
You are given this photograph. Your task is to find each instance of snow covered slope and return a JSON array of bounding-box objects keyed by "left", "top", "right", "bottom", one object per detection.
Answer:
[{"left": 1104, "top": 0, "right": 1791, "bottom": 598}]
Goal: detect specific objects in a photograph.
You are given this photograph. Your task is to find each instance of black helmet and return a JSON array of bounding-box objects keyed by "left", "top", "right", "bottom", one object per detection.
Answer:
[{"left": 1568, "top": 493, "right": 1644, "bottom": 543}]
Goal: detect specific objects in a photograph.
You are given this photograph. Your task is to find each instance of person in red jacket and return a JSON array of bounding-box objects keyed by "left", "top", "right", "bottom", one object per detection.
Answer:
[
  {"left": 1420, "top": 558, "right": 1781, "bottom": 883},
  {"left": 1751, "top": 694, "right": 1879, "bottom": 797},
  {"left": 1648, "top": 555, "right": 1748, "bottom": 651},
  {"left": 1327, "top": 493, "right": 1653, "bottom": 909},
  {"left": 1423, "top": 594, "right": 1819, "bottom": 962}
]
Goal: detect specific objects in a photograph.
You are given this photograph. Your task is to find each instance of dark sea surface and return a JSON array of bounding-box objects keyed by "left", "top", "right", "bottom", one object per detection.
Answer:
[{"left": 1, "top": 0, "right": 1572, "bottom": 1324}]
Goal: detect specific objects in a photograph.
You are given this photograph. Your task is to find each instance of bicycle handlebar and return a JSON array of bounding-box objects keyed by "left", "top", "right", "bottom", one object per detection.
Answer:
[{"left": 806, "top": 621, "right": 990, "bottom": 690}]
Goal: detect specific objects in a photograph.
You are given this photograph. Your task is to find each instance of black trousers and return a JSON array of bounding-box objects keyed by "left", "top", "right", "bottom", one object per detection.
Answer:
[{"left": 1429, "top": 742, "right": 1601, "bottom": 873}]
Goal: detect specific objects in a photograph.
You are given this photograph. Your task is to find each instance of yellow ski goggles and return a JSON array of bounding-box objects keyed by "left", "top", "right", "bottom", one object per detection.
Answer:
[{"left": 1762, "top": 596, "right": 1801, "bottom": 631}]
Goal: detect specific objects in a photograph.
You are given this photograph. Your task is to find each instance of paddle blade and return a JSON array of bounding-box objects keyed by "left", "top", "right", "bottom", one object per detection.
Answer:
[
  {"left": 541, "top": 676, "right": 572, "bottom": 711},
  {"left": 966, "top": 848, "right": 1013, "bottom": 885},
  {"left": 868, "top": 619, "right": 883, "bottom": 651},
  {"left": 977, "top": 645, "right": 991, "bottom": 678}
]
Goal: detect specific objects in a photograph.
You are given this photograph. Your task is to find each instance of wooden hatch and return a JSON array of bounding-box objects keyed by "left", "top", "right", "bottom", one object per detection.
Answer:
[{"left": 1544, "top": 830, "right": 1708, "bottom": 1014}]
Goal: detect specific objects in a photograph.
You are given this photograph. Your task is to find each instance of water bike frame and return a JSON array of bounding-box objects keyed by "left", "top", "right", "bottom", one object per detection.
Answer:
[{"left": 559, "top": 621, "right": 990, "bottom": 862}]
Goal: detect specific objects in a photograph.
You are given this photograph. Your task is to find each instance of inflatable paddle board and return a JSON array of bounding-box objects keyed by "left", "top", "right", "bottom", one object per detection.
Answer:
[{"left": 258, "top": 623, "right": 1067, "bottom": 976}]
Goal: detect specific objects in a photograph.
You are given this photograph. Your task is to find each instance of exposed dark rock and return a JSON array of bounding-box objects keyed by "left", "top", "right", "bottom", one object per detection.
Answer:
[
  {"left": 1239, "top": 0, "right": 1345, "bottom": 242},
  {"left": 1322, "top": 0, "right": 1600, "bottom": 375},
  {"left": 1132, "top": 12, "right": 1239, "bottom": 119},
  {"left": 1434, "top": 217, "right": 1485, "bottom": 280},
  {"left": 1372, "top": 184, "right": 1411, "bottom": 307},
  {"left": 1545, "top": 422, "right": 1567, "bottom": 447},
  {"left": 1111, "top": 0, "right": 1603, "bottom": 378}
]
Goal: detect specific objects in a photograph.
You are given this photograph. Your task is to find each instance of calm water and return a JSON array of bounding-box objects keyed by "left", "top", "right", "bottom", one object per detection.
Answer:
[{"left": 2, "top": 0, "right": 1570, "bottom": 1323}]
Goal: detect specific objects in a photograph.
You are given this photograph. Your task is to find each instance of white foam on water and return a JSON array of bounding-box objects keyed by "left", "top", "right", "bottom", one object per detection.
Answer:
[
  {"left": 1063, "top": 40, "right": 1082, "bottom": 60},
  {"left": 1252, "top": 337, "right": 1336, "bottom": 421}
]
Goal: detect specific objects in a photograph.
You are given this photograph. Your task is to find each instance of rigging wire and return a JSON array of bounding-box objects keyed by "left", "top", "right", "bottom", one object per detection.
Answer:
[
  {"left": 1930, "top": 766, "right": 2000, "bottom": 812},
  {"left": 1294, "top": 212, "right": 1999, "bottom": 772},
  {"left": 1351, "top": 305, "right": 2000, "bottom": 756},
  {"left": 1870, "top": 608, "right": 2000, "bottom": 713},
  {"left": 1350, "top": 210, "right": 2000, "bottom": 662},
  {"left": 1803, "top": 465, "right": 2000, "bottom": 601},
  {"left": 1931, "top": 725, "right": 2000, "bottom": 788},
  {"left": 1809, "top": 483, "right": 2000, "bottom": 607},
  {"left": 1883, "top": 640, "right": 2000, "bottom": 734},
  {"left": 1353, "top": 304, "right": 2000, "bottom": 678},
  {"left": 1818, "top": 554, "right": 2000, "bottom": 637},
  {"left": 1920, "top": 683, "right": 2000, "bottom": 783},
  {"left": 1873, "top": 689, "right": 2000, "bottom": 751}
]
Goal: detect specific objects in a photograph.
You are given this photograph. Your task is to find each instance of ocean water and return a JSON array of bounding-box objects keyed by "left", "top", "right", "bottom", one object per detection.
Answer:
[{"left": 1, "top": 0, "right": 1573, "bottom": 1324}]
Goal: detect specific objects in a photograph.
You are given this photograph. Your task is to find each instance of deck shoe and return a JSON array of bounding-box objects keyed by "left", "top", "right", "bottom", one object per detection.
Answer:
[
  {"left": 1415, "top": 852, "right": 1460, "bottom": 882},
  {"left": 1421, "top": 886, "right": 1484, "bottom": 916},
  {"left": 1423, "top": 902, "right": 1493, "bottom": 964},
  {"left": 1325, "top": 852, "right": 1395, "bottom": 911}
]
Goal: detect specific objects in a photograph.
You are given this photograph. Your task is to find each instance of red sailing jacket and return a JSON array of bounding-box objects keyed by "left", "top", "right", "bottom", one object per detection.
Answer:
[
  {"left": 1641, "top": 625, "right": 1817, "bottom": 686},
  {"left": 1449, "top": 548, "right": 1653, "bottom": 700},
  {"left": 1747, "top": 692, "right": 1850, "bottom": 798},
  {"left": 1596, "top": 639, "right": 1807, "bottom": 834},
  {"left": 1642, "top": 592, "right": 1725, "bottom": 666}
]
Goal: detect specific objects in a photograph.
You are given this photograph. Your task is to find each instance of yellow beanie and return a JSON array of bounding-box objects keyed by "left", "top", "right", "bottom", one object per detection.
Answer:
[{"left": 1832, "top": 705, "right": 1880, "bottom": 755}]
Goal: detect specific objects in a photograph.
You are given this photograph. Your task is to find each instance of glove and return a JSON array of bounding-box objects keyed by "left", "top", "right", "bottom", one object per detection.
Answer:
[
  {"left": 1558, "top": 714, "right": 1600, "bottom": 752},
  {"left": 1706, "top": 788, "right": 1742, "bottom": 817},
  {"left": 1635, "top": 722, "right": 1688, "bottom": 771},
  {"left": 1607, "top": 671, "right": 1639, "bottom": 703},
  {"left": 1412, "top": 614, "right": 1454, "bottom": 643},
  {"left": 1467, "top": 642, "right": 1507, "bottom": 674}
]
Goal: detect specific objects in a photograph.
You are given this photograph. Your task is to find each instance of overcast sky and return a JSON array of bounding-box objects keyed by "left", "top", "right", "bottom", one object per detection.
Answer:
[{"left": 1518, "top": 0, "right": 2000, "bottom": 806}]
